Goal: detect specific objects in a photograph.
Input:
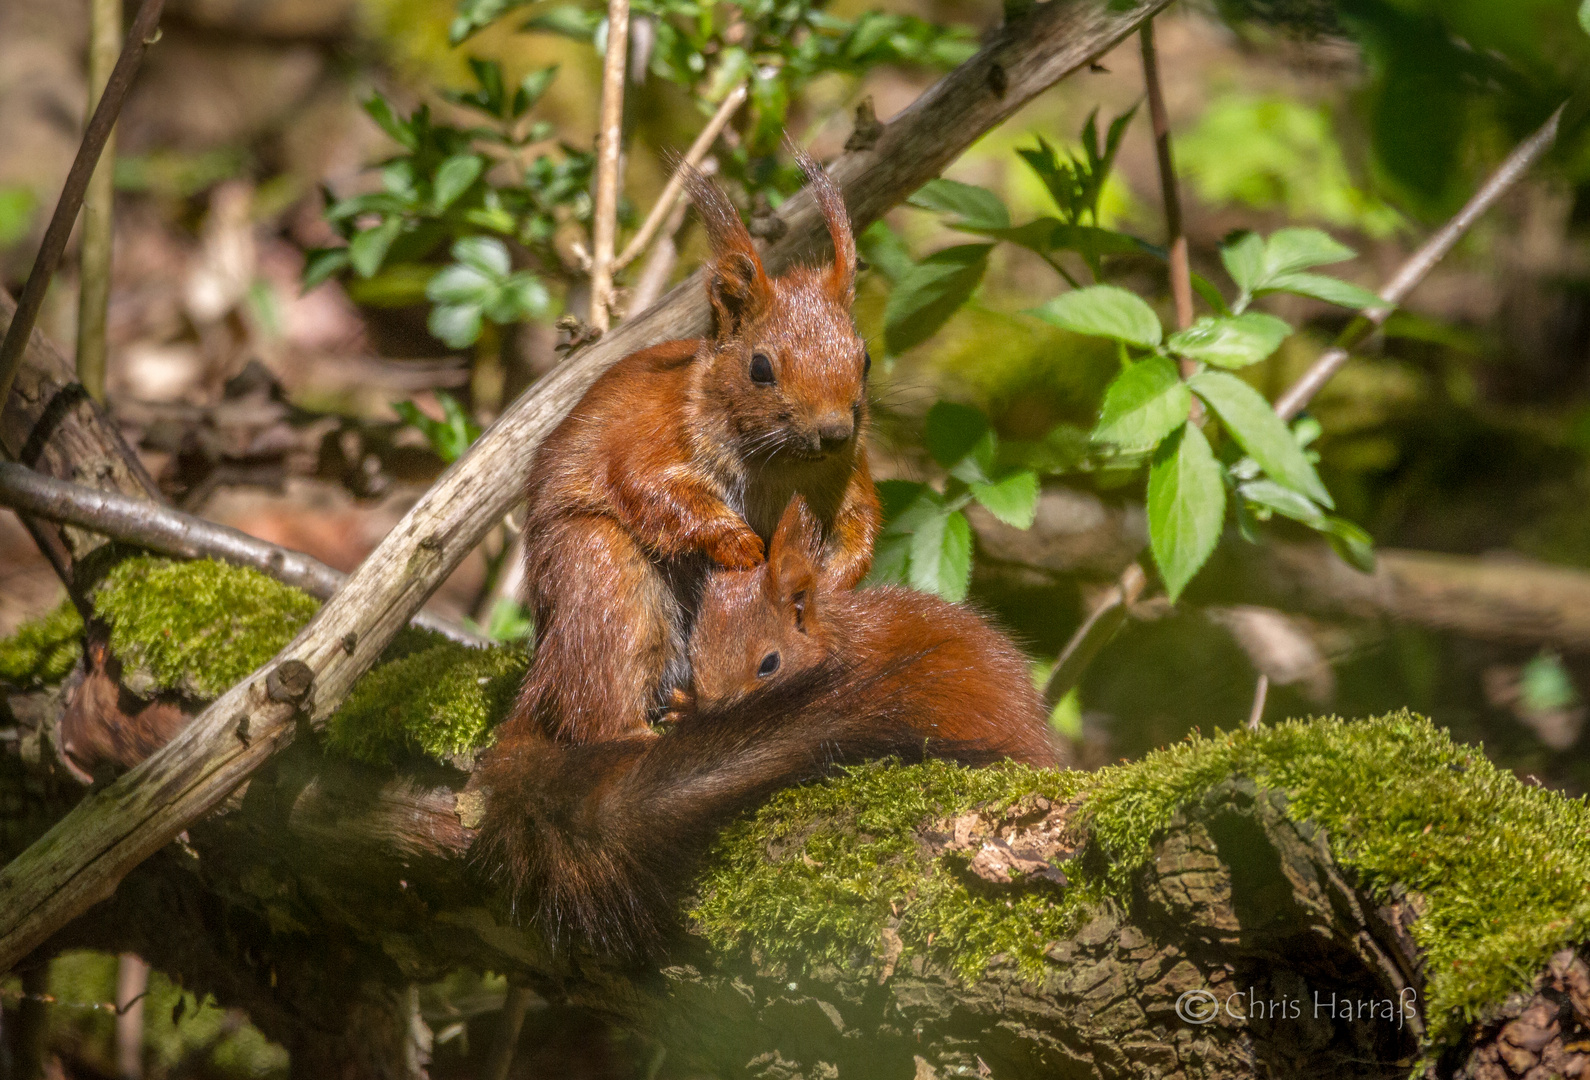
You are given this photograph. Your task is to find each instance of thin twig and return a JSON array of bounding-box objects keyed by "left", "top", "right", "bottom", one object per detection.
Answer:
[
  {"left": 1273, "top": 102, "right": 1565, "bottom": 422},
  {"left": 483, "top": 987, "right": 538, "bottom": 1080},
  {"left": 1043, "top": 104, "right": 1564, "bottom": 707},
  {"left": 76, "top": 0, "right": 124, "bottom": 404},
  {"left": 626, "top": 180, "right": 694, "bottom": 314},
  {"left": 115, "top": 953, "right": 148, "bottom": 1080},
  {"left": 1246, "top": 674, "right": 1268, "bottom": 732},
  {"left": 1139, "top": 20, "right": 1193, "bottom": 337},
  {"left": 614, "top": 83, "right": 748, "bottom": 272},
  {"left": 587, "top": 0, "right": 632, "bottom": 333},
  {"left": 0, "top": 461, "right": 488, "bottom": 647},
  {"left": 0, "top": 0, "right": 164, "bottom": 416}
]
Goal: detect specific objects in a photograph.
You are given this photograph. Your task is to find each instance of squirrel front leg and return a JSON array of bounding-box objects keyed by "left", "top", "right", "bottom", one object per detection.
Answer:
[
  {"left": 607, "top": 460, "right": 764, "bottom": 569},
  {"left": 818, "top": 452, "right": 882, "bottom": 591}
]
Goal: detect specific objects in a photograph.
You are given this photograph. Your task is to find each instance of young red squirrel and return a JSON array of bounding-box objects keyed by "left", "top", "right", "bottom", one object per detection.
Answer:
[
  {"left": 683, "top": 496, "right": 1063, "bottom": 768},
  {"left": 476, "top": 498, "right": 1065, "bottom": 955},
  {"left": 502, "top": 152, "right": 879, "bottom": 746}
]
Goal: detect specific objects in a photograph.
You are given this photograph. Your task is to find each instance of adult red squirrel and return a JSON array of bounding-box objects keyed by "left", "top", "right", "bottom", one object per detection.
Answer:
[
  {"left": 502, "top": 152, "right": 879, "bottom": 746},
  {"left": 684, "top": 496, "right": 1064, "bottom": 768}
]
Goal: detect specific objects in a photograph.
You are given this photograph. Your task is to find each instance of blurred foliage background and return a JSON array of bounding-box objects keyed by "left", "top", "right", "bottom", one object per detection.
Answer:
[{"left": 2, "top": 0, "right": 1590, "bottom": 1072}]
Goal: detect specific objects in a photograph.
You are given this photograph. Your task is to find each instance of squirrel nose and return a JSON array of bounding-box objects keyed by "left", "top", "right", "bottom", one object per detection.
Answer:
[{"left": 814, "top": 413, "right": 854, "bottom": 450}]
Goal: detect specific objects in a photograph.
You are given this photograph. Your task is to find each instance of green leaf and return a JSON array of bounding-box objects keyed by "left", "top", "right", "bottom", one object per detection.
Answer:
[
  {"left": 432, "top": 154, "right": 484, "bottom": 212},
  {"left": 483, "top": 597, "right": 533, "bottom": 642},
  {"left": 1028, "top": 285, "right": 1161, "bottom": 349},
  {"left": 436, "top": 392, "right": 481, "bottom": 460},
  {"left": 1220, "top": 232, "right": 1264, "bottom": 296},
  {"left": 513, "top": 67, "right": 559, "bottom": 116},
  {"left": 1091, "top": 355, "right": 1191, "bottom": 452},
  {"left": 908, "top": 507, "right": 973, "bottom": 602},
  {"left": 1262, "top": 272, "right": 1383, "bottom": 310},
  {"left": 1190, "top": 272, "right": 1231, "bottom": 317},
  {"left": 857, "top": 220, "right": 914, "bottom": 284},
  {"left": 1239, "top": 479, "right": 1326, "bottom": 529},
  {"left": 428, "top": 304, "right": 484, "bottom": 349},
  {"left": 1189, "top": 370, "right": 1332, "bottom": 507},
  {"left": 1262, "top": 227, "right": 1356, "bottom": 278},
  {"left": 301, "top": 247, "right": 350, "bottom": 291},
  {"left": 488, "top": 274, "right": 552, "bottom": 322},
  {"left": 427, "top": 264, "right": 495, "bottom": 306},
  {"left": 452, "top": 236, "right": 511, "bottom": 278},
  {"left": 1167, "top": 312, "right": 1292, "bottom": 369},
  {"left": 521, "top": 4, "right": 598, "bottom": 39},
  {"left": 970, "top": 471, "right": 1039, "bottom": 529},
  {"left": 362, "top": 95, "right": 417, "bottom": 150},
  {"left": 1147, "top": 423, "right": 1226, "bottom": 602},
  {"left": 1323, "top": 515, "right": 1375, "bottom": 573},
  {"left": 348, "top": 217, "right": 403, "bottom": 278},
  {"left": 1581, "top": 0, "right": 1590, "bottom": 35},
  {"left": 907, "top": 179, "right": 1010, "bottom": 230},
  {"left": 924, "top": 401, "right": 991, "bottom": 470},
  {"left": 883, "top": 244, "right": 991, "bottom": 355}
]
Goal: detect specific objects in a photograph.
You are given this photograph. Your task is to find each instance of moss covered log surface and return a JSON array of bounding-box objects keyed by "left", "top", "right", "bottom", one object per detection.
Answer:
[{"left": 3, "top": 561, "right": 1590, "bottom": 1078}]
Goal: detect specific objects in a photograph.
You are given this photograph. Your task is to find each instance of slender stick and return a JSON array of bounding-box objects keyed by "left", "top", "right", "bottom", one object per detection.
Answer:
[
  {"left": 0, "top": 0, "right": 164, "bottom": 416},
  {"left": 1273, "top": 102, "right": 1565, "bottom": 422},
  {"left": 0, "top": 461, "right": 488, "bottom": 646},
  {"left": 614, "top": 83, "right": 748, "bottom": 272},
  {"left": 483, "top": 987, "right": 537, "bottom": 1080},
  {"left": 587, "top": 0, "right": 631, "bottom": 333},
  {"left": 1139, "top": 21, "right": 1194, "bottom": 337},
  {"left": 76, "top": 0, "right": 124, "bottom": 403},
  {"left": 115, "top": 953, "right": 148, "bottom": 1080},
  {"left": 1043, "top": 103, "right": 1564, "bottom": 706},
  {"left": 1246, "top": 674, "right": 1268, "bottom": 732}
]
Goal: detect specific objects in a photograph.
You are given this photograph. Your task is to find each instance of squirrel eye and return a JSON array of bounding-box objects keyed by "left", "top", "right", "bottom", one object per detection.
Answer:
[
  {"left": 749, "top": 352, "right": 775, "bottom": 385},
  {"left": 757, "top": 652, "right": 781, "bottom": 677},
  {"left": 862, "top": 348, "right": 871, "bottom": 377}
]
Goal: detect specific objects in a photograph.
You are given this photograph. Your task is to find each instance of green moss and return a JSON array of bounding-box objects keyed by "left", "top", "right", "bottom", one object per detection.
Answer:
[
  {"left": 88, "top": 557, "right": 517, "bottom": 765},
  {"left": 0, "top": 600, "right": 83, "bottom": 689},
  {"left": 325, "top": 641, "right": 525, "bottom": 764},
  {"left": 95, "top": 556, "right": 319, "bottom": 699},
  {"left": 694, "top": 760, "right": 1095, "bottom": 982},
  {"left": 698, "top": 713, "right": 1590, "bottom": 1054}
]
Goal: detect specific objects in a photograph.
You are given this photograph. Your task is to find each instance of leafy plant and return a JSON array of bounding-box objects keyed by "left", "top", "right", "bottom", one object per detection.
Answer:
[
  {"left": 392, "top": 392, "right": 481, "bottom": 463},
  {"left": 867, "top": 402, "right": 1039, "bottom": 602}
]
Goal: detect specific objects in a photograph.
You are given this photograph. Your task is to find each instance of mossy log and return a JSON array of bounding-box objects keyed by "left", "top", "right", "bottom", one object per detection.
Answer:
[{"left": 5, "top": 563, "right": 1590, "bottom": 1078}]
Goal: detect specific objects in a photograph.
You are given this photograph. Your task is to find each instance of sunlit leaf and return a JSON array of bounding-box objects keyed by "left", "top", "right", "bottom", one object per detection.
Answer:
[
  {"left": 1220, "top": 231, "right": 1265, "bottom": 296},
  {"left": 1262, "top": 272, "right": 1384, "bottom": 310},
  {"left": 908, "top": 179, "right": 1010, "bottom": 230},
  {"left": 1028, "top": 285, "right": 1162, "bottom": 348},
  {"left": 1091, "top": 355, "right": 1191, "bottom": 452},
  {"left": 432, "top": 155, "right": 485, "bottom": 212},
  {"left": 1167, "top": 312, "right": 1292, "bottom": 369},
  {"left": 1147, "top": 423, "right": 1225, "bottom": 602},
  {"left": 970, "top": 470, "right": 1039, "bottom": 529},
  {"left": 452, "top": 236, "right": 512, "bottom": 278},
  {"left": 428, "top": 304, "right": 484, "bottom": 349},
  {"left": 348, "top": 217, "right": 403, "bottom": 278},
  {"left": 1262, "top": 227, "right": 1356, "bottom": 277},
  {"left": 908, "top": 506, "right": 973, "bottom": 602},
  {"left": 1189, "top": 370, "right": 1332, "bottom": 507}
]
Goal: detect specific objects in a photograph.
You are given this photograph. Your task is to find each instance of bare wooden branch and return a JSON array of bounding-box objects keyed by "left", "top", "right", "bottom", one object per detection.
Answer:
[
  {"left": 0, "top": 0, "right": 1175, "bottom": 974},
  {"left": 0, "top": 0, "right": 165, "bottom": 413},
  {"left": 0, "top": 462, "right": 487, "bottom": 646},
  {"left": 1042, "top": 106, "right": 1564, "bottom": 706},
  {"left": 76, "top": 0, "right": 124, "bottom": 404},
  {"left": 614, "top": 83, "right": 748, "bottom": 272},
  {"left": 1273, "top": 103, "right": 1564, "bottom": 421},
  {"left": 1139, "top": 20, "right": 1193, "bottom": 337},
  {"left": 587, "top": 0, "right": 632, "bottom": 333}
]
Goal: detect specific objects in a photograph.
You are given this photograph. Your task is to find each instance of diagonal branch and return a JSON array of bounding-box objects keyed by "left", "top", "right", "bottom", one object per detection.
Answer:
[{"left": 0, "top": 0, "right": 1177, "bottom": 973}]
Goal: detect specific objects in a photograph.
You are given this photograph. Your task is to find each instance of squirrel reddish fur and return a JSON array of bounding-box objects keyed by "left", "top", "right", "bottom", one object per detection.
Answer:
[
  {"left": 501, "top": 153, "right": 879, "bottom": 746},
  {"left": 684, "top": 496, "right": 1064, "bottom": 768}
]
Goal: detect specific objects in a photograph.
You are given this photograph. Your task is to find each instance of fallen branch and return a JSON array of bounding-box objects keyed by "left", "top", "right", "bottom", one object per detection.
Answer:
[
  {"left": 0, "top": 462, "right": 487, "bottom": 646},
  {"left": 1043, "top": 103, "right": 1565, "bottom": 705},
  {"left": 0, "top": 0, "right": 1177, "bottom": 974}
]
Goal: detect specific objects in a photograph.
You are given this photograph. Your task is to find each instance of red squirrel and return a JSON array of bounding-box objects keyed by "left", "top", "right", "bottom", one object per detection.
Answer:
[
  {"left": 503, "top": 153, "right": 880, "bottom": 745},
  {"left": 474, "top": 499, "right": 1064, "bottom": 955},
  {"left": 684, "top": 497, "right": 1064, "bottom": 768}
]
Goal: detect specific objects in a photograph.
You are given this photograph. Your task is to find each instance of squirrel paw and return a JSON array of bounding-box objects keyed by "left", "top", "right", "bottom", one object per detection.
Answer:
[
  {"left": 659, "top": 686, "right": 696, "bottom": 726},
  {"left": 705, "top": 525, "right": 765, "bottom": 569}
]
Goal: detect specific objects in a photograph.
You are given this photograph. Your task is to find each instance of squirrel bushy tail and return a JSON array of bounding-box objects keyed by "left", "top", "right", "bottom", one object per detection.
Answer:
[{"left": 475, "top": 656, "right": 1002, "bottom": 958}]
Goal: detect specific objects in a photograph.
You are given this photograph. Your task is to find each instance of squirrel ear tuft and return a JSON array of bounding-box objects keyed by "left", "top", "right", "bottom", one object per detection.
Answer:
[
  {"left": 682, "top": 162, "right": 772, "bottom": 332},
  {"left": 792, "top": 146, "right": 855, "bottom": 305},
  {"left": 768, "top": 496, "right": 822, "bottom": 609}
]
